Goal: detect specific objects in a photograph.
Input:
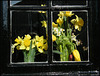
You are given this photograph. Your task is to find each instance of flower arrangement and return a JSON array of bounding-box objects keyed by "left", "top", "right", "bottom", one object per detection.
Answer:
[
  {"left": 52, "top": 11, "right": 84, "bottom": 61},
  {"left": 12, "top": 10, "right": 87, "bottom": 62},
  {"left": 12, "top": 34, "right": 48, "bottom": 62}
]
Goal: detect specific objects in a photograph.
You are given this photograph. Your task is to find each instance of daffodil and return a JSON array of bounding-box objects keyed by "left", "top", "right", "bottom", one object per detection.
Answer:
[
  {"left": 56, "top": 17, "right": 63, "bottom": 26},
  {"left": 35, "top": 35, "right": 48, "bottom": 53},
  {"left": 13, "top": 36, "right": 23, "bottom": 50},
  {"left": 71, "top": 15, "right": 84, "bottom": 31},
  {"left": 14, "top": 36, "right": 23, "bottom": 44},
  {"left": 72, "top": 49, "right": 81, "bottom": 61},
  {"left": 52, "top": 34, "right": 56, "bottom": 42},
  {"left": 38, "top": 11, "right": 46, "bottom": 13},
  {"left": 43, "top": 42, "right": 48, "bottom": 50},
  {"left": 41, "top": 4, "right": 46, "bottom": 6},
  {"left": 65, "top": 11, "right": 74, "bottom": 17},
  {"left": 24, "top": 39, "right": 30, "bottom": 47},
  {"left": 52, "top": 22, "right": 58, "bottom": 27},
  {"left": 41, "top": 21, "right": 47, "bottom": 28},
  {"left": 58, "top": 11, "right": 65, "bottom": 18},
  {"left": 19, "top": 41, "right": 26, "bottom": 50},
  {"left": 24, "top": 34, "right": 31, "bottom": 40}
]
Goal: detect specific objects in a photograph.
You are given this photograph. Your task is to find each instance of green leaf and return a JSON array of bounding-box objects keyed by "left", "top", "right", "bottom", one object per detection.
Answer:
[
  {"left": 53, "top": 50, "right": 62, "bottom": 54},
  {"left": 28, "top": 41, "right": 36, "bottom": 62},
  {"left": 23, "top": 50, "right": 28, "bottom": 62}
]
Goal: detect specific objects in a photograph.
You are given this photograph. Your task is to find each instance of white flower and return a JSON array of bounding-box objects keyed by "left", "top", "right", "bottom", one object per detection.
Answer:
[
  {"left": 71, "top": 33, "right": 77, "bottom": 41},
  {"left": 57, "top": 32, "right": 61, "bottom": 36},
  {"left": 53, "top": 27, "right": 58, "bottom": 34},
  {"left": 60, "top": 28, "right": 65, "bottom": 33},
  {"left": 76, "top": 40, "right": 82, "bottom": 46},
  {"left": 53, "top": 27, "right": 65, "bottom": 36}
]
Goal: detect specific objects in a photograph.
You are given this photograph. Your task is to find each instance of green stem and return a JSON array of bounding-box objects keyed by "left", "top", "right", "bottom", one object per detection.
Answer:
[
  {"left": 23, "top": 51, "right": 28, "bottom": 62},
  {"left": 60, "top": 45, "right": 63, "bottom": 61},
  {"left": 27, "top": 41, "right": 36, "bottom": 62},
  {"left": 65, "top": 47, "right": 69, "bottom": 61}
]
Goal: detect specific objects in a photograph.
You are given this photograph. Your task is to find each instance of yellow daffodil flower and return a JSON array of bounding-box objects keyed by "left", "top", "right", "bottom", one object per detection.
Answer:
[
  {"left": 14, "top": 36, "right": 23, "bottom": 44},
  {"left": 38, "top": 11, "right": 46, "bottom": 13},
  {"left": 56, "top": 17, "right": 63, "bottom": 26},
  {"left": 65, "top": 11, "right": 74, "bottom": 17},
  {"left": 58, "top": 11, "right": 65, "bottom": 18},
  {"left": 24, "top": 34, "right": 31, "bottom": 40},
  {"left": 43, "top": 42, "right": 48, "bottom": 50},
  {"left": 71, "top": 15, "right": 84, "bottom": 31},
  {"left": 52, "top": 22, "right": 58, "bottom": 27},
  {"left": 24, "top": 39, "right": 31, "bottom": 47},
  {"left": 38, "top": 4, "right": 46, "bottom": 13},
  {"left": 35, "top": 35, "right": 48, "bottom": 53},
  {"left": 41, "top": 4, "right": 46, "bottom": 6},
  {"left": 19, "top": 41, "right": 26, "bottom": 50},
  {"left": 52, "top": 34, "right": 56, "bottom": 42},
  {"left": 41, "top": 21, "right": 47, "bottom": 28},
  {"left": 72, "top": 49, "right": 81, "bottom": 61},
  {"left": 13, "top": 34, "right": 48, "bottom": 53}
]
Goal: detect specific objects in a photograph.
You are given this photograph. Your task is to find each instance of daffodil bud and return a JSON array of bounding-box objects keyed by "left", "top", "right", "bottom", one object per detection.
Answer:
[
  {"left": 52, "top": 34, "right": 56, "bottom": 42},
  {"left": 72, "top": 49, "right": 81, "bottom": 61}
]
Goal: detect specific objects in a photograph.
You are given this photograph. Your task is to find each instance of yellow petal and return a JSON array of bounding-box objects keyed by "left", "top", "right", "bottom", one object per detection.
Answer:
[
  {"left": 58, "top": 11, "right": 65, "bottom": 18},
  {"left": 24, "top": 34, "right": 31, "bottom": 40},
  {"left": 37, "top": 48, "right": 44, "bottom": 53},
  {"left": 75, "top": 25, "right": 79, "bottom": 30},
  {"left": 41, "top": 21, "right": 47, "bottom": 28},
  {"left": 35, "top": 35, "right": 39, "bottom": 41},
  {"left": 78, "top": 18, "right": 84, "bottom": 27},
  {"left": 56, "top": 17, "right": 63, "bottom": 26},
  {"left": 65, "top": 11, "right": 74, "bottom": 17},
  {"left": 19, "top": 45, "right": 25, "bottom": 50},
  {"left": 14, "top": 38, "right": 19, "bottom": 43},
  {"left": 52, "top": 22, "right": 58, "bottom": 27},
  {"left": 52, "top": 34, "right": 56, "bottom": 42},
  {"left": 71, "top": 19, "right": 76, "bottom": 24},
  {"left": 72, "top": 49, "right": 81, "bottom": 61},
  {"left": 26, "top": 47, "right": 30, "bottom": 51},
  {"left": 43, "top": 43, "right": 48, "bottom": 50},
  {"left": 36, "top": 42, "right": 43, "bottom": 48},
  {"left": 75, "top": 15, "right": 84, "bottom": 27},
  {"left": 24, "top": 39, "right": 30, "bottom": 47}
]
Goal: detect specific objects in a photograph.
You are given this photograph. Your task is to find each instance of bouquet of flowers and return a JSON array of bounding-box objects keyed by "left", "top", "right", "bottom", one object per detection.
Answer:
[
  {"left": 12, "top": 10, "right": 85, "bottom": 62},
  {"left": 52, "top": 11, "right": 84, "bottom": 61}
]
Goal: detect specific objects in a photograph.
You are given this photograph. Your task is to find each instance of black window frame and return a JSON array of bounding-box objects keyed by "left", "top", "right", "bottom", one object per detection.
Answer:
[
  {"left": 0, "top": 0, "right": 99, "bottom": 75},
  {"left": 9, "top": 0, "right": 90, "bottom": 65}
]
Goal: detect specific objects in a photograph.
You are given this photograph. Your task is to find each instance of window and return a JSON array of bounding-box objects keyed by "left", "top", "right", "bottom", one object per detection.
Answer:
[
  {"left": 0, "top": 0, "right": 99, "bottom": 75},
  {"left": 10, "top": 0, "right": 89, "bottom": 64}
]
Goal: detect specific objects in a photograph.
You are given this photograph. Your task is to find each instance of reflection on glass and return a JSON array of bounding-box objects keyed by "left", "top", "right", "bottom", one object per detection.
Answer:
[
  {"left": 10, "top": 0, "right": 47, "bottom": 6},
  {"left": 52, "top": 0, "right": 87, "bottom": 6},
  {"left": 52, "top": 11, "right": 88, "bottom": 62},
  {"left": 11, "top": 11, "right": 48, "bottom": 63}
]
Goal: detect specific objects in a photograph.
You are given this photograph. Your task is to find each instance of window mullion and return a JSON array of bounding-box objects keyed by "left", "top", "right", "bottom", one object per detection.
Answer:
[{"left": 47, "top": 0, "right": 52, "bottom": 63}]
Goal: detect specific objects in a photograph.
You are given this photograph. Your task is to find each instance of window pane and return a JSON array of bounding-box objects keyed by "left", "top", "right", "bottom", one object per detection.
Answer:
[
  {"left": 11, "top": 11, "right": 48, "bottom": 63},
  {"left": 52, "top": 11, "right": 89, "bottom": 62},
  {"left": 10, "top": 0, "right": 48, "bottom": 6},
  {"left": 52, "top": 0, "right": 87, "bottom": 6}
]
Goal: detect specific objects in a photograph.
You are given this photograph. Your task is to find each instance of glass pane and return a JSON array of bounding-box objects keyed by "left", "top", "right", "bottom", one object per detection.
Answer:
[
  {"left": 10, "top": 0, "right": 48, "bottom": 6},
  {"left": 52, "top": 0, "right": 87, "bottom": 6},
  {"left": 11, "top": 11, "right": 48, "bottom": 63},
  {"left": 52, "top": 11, "right": 89, "bottom": 62}
]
